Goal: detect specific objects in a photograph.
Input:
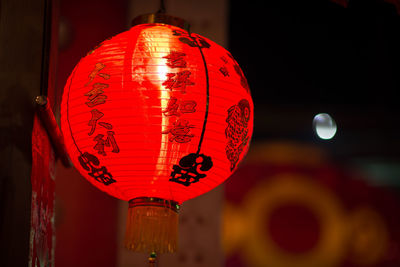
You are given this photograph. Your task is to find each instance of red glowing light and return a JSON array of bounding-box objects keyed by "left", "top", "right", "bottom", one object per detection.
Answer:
[{"left": 61, "top": 23, "right": 253, "bottom": 203}]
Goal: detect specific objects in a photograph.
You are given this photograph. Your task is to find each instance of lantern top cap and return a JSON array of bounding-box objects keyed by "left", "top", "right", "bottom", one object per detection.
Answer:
[{"left": 131, "top": 13, "right": 190, "bottom": 32}]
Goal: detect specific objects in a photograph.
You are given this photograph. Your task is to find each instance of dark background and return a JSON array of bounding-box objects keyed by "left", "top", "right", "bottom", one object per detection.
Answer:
[
  {"left": 2, "top": 0, "right": 400, "bottom": 266},
  {"left": 230, "top": 0, "right": 400, "bottom": 159},
  {"left": 227, "top": 3, "right": 400, "bottom": 266}
]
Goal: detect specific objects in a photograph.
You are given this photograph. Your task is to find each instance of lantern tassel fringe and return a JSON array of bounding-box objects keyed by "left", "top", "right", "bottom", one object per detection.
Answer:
[{"left": 124, "top": 204, "right": 178, "bottom": 253}]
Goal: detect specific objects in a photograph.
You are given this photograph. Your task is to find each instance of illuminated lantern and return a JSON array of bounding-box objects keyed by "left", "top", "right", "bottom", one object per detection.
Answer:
[{"left": 60, "top": 14, "right": 253, "bottom": 253}]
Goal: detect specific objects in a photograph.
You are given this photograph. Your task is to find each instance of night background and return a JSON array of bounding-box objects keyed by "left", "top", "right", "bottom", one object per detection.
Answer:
[
  {"left": 2, "top": 0, "right": 400, "bottom": 266},
  {"left": 230, "top": 0, "right": 400, "bottom": 157}
]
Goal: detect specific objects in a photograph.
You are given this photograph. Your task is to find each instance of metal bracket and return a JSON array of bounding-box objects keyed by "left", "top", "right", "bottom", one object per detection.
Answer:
[{"left": 35, "top": 95, "right": 72, "bottom": 167}]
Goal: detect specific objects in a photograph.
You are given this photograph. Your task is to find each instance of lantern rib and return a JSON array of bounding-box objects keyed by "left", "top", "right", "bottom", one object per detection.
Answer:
[{"left": 193, "top": 37, "right": 210, "bottom": 155}]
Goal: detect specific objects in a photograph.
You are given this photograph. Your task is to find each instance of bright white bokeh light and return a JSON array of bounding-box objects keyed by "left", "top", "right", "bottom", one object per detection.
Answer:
[{"left": 313, "top": 113, "right": 337, "bottom": 140}]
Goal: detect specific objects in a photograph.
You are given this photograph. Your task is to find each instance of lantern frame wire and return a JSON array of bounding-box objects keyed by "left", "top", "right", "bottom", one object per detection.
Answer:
[{"left": 157, "top": 0, "right": 166, "bottom": 14}]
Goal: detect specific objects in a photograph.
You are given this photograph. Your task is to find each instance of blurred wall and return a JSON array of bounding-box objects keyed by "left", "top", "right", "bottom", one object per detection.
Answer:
[{"left": 0, "top": 1, "right": 50, "bottom": 266}]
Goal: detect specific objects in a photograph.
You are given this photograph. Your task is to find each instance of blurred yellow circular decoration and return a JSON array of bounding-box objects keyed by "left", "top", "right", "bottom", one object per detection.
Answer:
[
  {"left": 221, "top": 203, "right": 246, "bottom": 254},
  {"left": 348, "top": 207, "right": 389, "bottom": 266},
  {"left": 242, "top": 175, "right": 348, "bottom": 267}
]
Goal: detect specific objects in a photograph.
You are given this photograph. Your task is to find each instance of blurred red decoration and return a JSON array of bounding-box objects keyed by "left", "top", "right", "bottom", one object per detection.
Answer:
[
  {"left": 223, "top": 142, "right": 400, "bottom": 267},
  {"left": 60, "top": 18, "right": 253, "bottom": 253}
]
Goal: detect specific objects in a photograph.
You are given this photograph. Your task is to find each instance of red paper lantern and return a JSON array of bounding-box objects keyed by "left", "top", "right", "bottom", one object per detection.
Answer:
[{"left": 60, "top": 14, "right": 253, "bottom": 253}]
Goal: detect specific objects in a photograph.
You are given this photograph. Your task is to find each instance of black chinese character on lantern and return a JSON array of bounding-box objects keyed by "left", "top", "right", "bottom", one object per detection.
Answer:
[
  {"left": 162, "top": 119, "right": 195, "bottom": 143},
  {"left": 85, "top": 62, "right": 110, "bottom": 86},
  {"left": 169, "top": 153, "right": 213, "bottom": 186},
  {"left": 162, "top": 97, "right": 197, "bottom": 117},
  {"left": 88, "top": 109, "right": 114, "bottom": 135},
  {"left": 164, "top": 51, "right": 187, "bottom": 68},
  {"left": 219, "top": 66, "right": 229, "bottom": 77},
  {"left": 88, "top": 109, "right": 104, "bottom": 135},
  {"left": 78, "top": 152, "right": 115, "bottom": 185},
  {"left": 163, "top": 70, "right": 194, "bottom": 94},
  {"left": 220, "top": 56, "right": 229, "bottom": 64},
  {"left": 93, "top": 131, "right": 120, "bottom": 155},
  {"left": 85, "top": 83, "right": 108, "bottom": 107},
  {"left": 171, "top": 30, "right": 211, "bottom": 49},
  {"left": 225, "top": 99, "right": 251, "bottom": 171}
]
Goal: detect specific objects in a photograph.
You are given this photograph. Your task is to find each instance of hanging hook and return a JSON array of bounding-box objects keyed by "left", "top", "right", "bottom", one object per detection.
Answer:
[{"left": 157, "top": 0, "right": 166, "bottom": 14}]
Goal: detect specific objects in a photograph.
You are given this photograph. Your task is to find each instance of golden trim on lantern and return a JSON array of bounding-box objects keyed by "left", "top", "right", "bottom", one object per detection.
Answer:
[{"left": 125, "top": 197, "right": 180, "bottom": 253}]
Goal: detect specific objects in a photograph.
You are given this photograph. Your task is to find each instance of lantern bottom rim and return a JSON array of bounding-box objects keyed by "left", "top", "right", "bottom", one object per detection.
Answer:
[{"left": 129, "top": 197, "right": 180, "bottom": 213}]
